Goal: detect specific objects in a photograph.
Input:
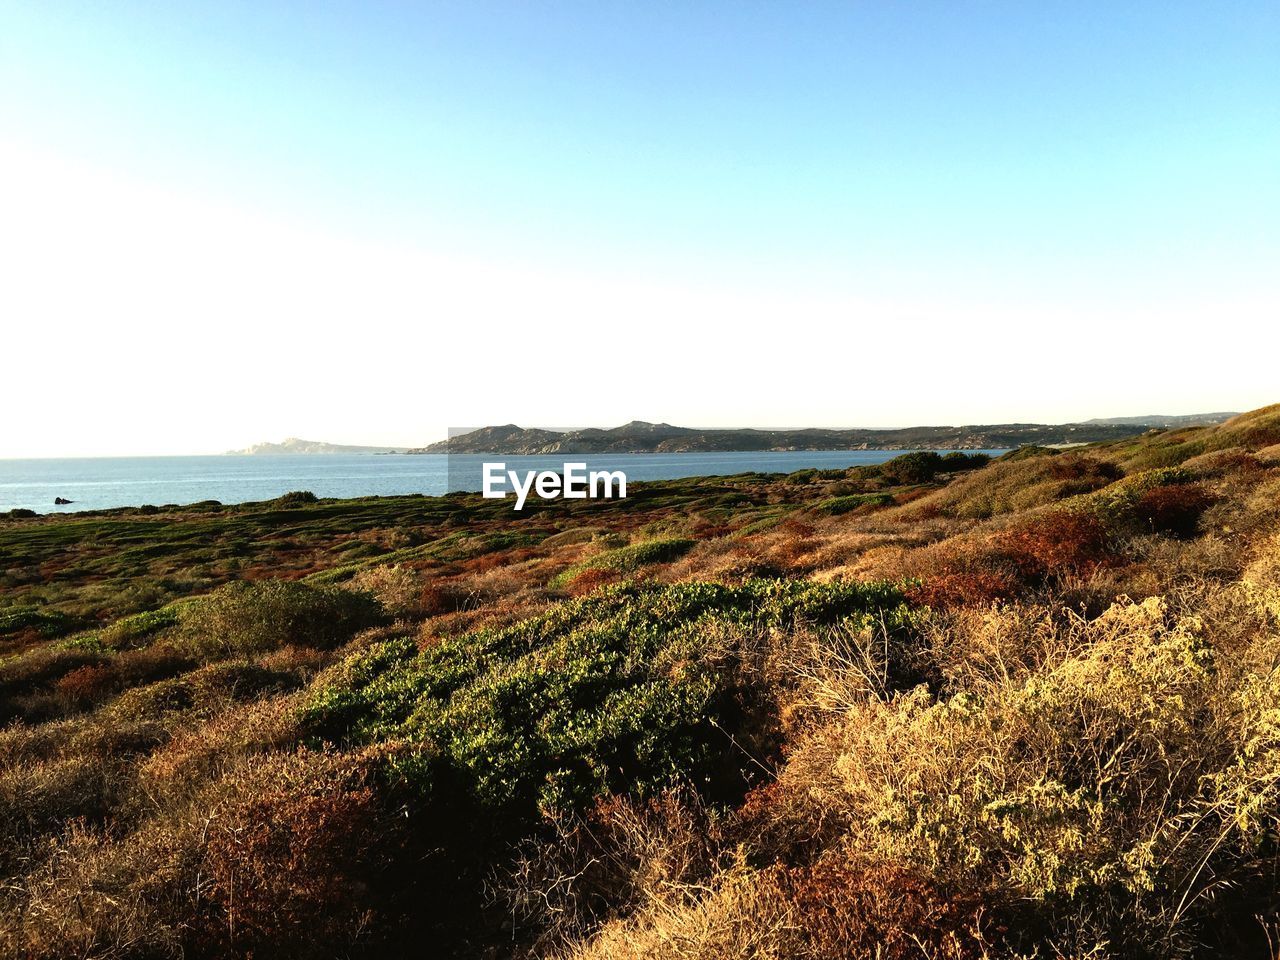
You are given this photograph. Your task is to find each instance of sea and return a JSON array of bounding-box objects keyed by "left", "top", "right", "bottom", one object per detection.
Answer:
[{"left": 0, "top": 451, "right": 1009, "bottom": 514}]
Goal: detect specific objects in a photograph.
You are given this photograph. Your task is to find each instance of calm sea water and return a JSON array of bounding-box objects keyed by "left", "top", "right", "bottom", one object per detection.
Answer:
[{"left": 0, "top": 451, "right": 1008, "bottom": 514}]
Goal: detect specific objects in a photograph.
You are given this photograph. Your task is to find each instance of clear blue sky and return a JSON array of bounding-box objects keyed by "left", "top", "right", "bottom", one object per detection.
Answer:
[{"left": 2, "top": 2, "right": 1277, "bottom": 455}]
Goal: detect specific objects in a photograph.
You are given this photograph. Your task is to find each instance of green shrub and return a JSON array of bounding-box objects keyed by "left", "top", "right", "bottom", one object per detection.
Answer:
[
  {"left": 550, "top": 538, "right": 696, "bottom": 588},
  {"left": 1080, "top": 467, "right": 1197, "bottom": 532},
  {"left": 879, "top": 452, "right": 945, "bottom": 485},
  {"left": 302, "top": 579, "right": 911, "bottom": 825},
  {"left": 180, "top": 580, "right": 383, "bottom": 657},
  {"left": 0, "top": 608, "right": 80, "bottom": 639},
  {"left": 940, "top": 452, "right": 990, "bottom": 471},
  {"left": 909, "top": 454, "right": 1122, "bottom": 520},
  {"left": 275, "top": 490, "right": 319, "bottom": 507},
  {"left": 99, "top": 606, "right": 181, "bottom": 649},
  {"left": 813, "top": 493, "right": 895, "bottom": 516}
]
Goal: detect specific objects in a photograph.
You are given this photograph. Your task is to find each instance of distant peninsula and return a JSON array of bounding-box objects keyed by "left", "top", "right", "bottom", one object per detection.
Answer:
[
  {"left": 226, "top": 437, "right": 403, "bottom": 455},
  {"left": 410, "top": 414, "right": 1237, "bottom": 455}
]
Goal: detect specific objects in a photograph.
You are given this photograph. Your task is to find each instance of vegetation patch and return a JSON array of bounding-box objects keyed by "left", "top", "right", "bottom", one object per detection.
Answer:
[
  {"left": 812, "top": 493, "right": 895, "bottom": 516},
  {"left": 179, "top": 579, "right": 384, "bottom": 657},
  {"left": 302, "top": 579, "right": 911, "bottom": 823},
  {"left": 549, "top": 537, "right": 696, "bottom": 588}
]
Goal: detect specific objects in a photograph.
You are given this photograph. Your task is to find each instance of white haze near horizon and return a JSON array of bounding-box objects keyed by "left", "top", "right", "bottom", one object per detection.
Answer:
[{"left": 2, "top": 140, "right": 1275, "bottom": 459}]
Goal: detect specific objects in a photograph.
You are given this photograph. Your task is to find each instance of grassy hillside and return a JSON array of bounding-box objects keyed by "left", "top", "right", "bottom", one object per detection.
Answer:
[{"left": 2, "top": 409, "right": 1280, "bottom": 958}]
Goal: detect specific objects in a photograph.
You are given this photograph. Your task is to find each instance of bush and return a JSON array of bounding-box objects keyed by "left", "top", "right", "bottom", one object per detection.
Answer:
[
  {"left": 812, "top": 493, "right": 894, "bottom": 516},
  {"left": 940, "top": 451, "right": 991, "bottom": 472},
  {"left": 275, "top": 490, "right": 319, "bottom": 507},
  {"left": 906, "top": 570, "right": 1020, "bottom": 608},
  {"left": 0, "top": 608, "right": 80, "bottom": 639},
  {"left": 1133, "top": 483, "right": 1214, "bottom": 537},
  {"left": 562, "top": 859, "right": 989, "bottom": 960},
  {"left": 350, "top": 564, "right": 429, "bottom": 619},
  {"left": 906, "top": 511, "right": 1114, "bottom": 608},
  {"left": 180, "top": 580, "right": 384, "bottom": 657},
  {"left": 550, "top": 538, "right": 695, "bottom": 588},
  {"left": 302, "top": 579, "right": 911, "bottom": 823},
  {"left": 763, "top": 593, "right": 1280, "bottom": 956},
  {"left": 880, "top": 451, "right": 945, "bottom": 485},
  {"left": 52, "top": 664, "right": 118, "bottom": 707},
  {"left": 779, "top": 860, "right": 990, "bottom": 960},
  {"left": 1084, "top": 467, "right": 1199, "bottom": 533},
  {"left": 565, "top": 566, "right": 624, "bottom": 596},
  {"left": 0, "top": 645, "right": 109, "bottom": 721},
  {"left": 993, "top": 510, "right": 1113, "bottom": 579},
  {"left": 906, "top": 455, "right": 1122, "bottom": 520},
  {"left": 200, "top": 750, "right": 401, "bottom": 958}
]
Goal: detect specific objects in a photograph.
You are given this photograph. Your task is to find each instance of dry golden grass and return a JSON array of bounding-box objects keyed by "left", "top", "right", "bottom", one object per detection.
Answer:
[
  {"left": 728, "top": 582, "right": 1280, "bottom": 956},
  {"left": 892, "top": 453, "right": 1122, "bottom": 521}
]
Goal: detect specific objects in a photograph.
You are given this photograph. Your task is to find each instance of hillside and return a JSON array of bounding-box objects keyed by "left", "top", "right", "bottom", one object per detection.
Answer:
[
  {"left": 411, "top": 416, "right": 1232, "bottom": 454},
  {"left": 2, "top": 404, "right": 1280, "bottom": 958}
]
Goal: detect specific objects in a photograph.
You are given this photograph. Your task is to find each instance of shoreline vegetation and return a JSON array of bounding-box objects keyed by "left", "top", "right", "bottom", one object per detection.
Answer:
[{"left": 1, "top": 406, "right": 1279, "bottom": 957}]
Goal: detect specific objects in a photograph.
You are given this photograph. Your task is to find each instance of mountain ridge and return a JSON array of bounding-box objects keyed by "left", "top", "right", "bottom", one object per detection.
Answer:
[
  {"left": 409, "top": 413, "right": 1238, "bottom": 455},
  {"left": 1082, "top": 412, "right": 1238, "bottom": 428}
]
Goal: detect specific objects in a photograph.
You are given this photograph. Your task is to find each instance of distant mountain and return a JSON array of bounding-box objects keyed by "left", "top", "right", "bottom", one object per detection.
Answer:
[
  {"left": 409, "top": 420, "right": 1175, "bottom": 455},
  {"left": 227, "top": 437, "right": 403, "bottom": 455},
  {"left": 1083, "top": 413, "right": 1238, "bottom": 428},
  {"left": 434, "top": 425, "right": 566, "bottom": 453}
]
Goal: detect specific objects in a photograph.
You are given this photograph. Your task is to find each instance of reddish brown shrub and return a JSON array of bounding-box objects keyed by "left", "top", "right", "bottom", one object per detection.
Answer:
[
  {"left": 464, "top": 552, "right": 507, "bottom": 574},
  {"left": 779, "top": 860, "right": 993, "bottom": 960},
  {"left": 906, "top": 570, "right": 1021, "bottom": 608},
  {"left": 53, "top": 663, "right": 118, "bottom": 706},
  {"left": 567, "top": 566, "right": 624, "bottom": 597},
  {"left": 116, "top": 643, "right": 197, "bottom": 686},
  {"left": 779, "top": 518, "right": 816, "bottom": 539},
  {"left": 769, "top": 535, "right": 816, "bottom": 570},
  {"left": 258, "top": 643, "right": 330, "bottom": 676},
  {"left": 1134, "top": 484, "right": 1214, "bottom": 537},
  {"left": 418, "top": 580, "right": 473, "bottom": 615},
  {"left": 691, "top": 521, "right": 732, "bottom": 537},
  {"left": 906, "top": 512, "right": 1112, "bottom": 608},
  {"left": 1047, "top": 454, "right": 1123, "bottom": 484},
  {"left": 201, "top": 753, "right": 399, "bottom": 957},
  {"left": 728, "top": 778, "right": 827, "bottom": 864},
  {"left": 993, "top": 511, "right": 1113, "bottom": 580}
]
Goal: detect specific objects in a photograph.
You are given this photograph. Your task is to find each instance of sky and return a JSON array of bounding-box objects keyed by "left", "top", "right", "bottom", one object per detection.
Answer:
[{"left": 1, "top": 1, "right": 1277, "bottom": 457}]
